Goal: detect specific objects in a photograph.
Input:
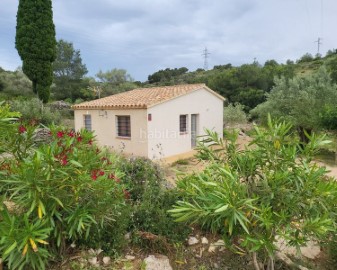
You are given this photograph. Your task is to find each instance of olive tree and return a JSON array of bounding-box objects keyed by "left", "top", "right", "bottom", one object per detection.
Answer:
[{"left": 251, "top": 67, "right": 337, "bottom": 144}]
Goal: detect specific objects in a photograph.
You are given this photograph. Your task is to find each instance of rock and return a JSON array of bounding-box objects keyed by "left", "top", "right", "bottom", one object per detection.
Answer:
[
  {"left": 88, "top": 248, "right": 103, "bottom": 256},
  {"left": 88, "top": 257, "right": 99, "bottom": 267},
  {"left": 214, "top": 239, "right": 225, "bottom": 246},
  {"left": 213, "top": 262, "right": 220, "bottom": 269},
  {"left": 102, "top": 256, "right": 111, "bottom": 265},
  {"left": 208, "top": 244, "right": 217, "bottom": 253},
  {"left": 201, "top": 237, "right": 209, "bottom": 245},
  {"left": 275, "top": 237, "right": 321, "bottom": 259},
  {"left": 125, "top": 255, "right": 136, "bottom": 260},
  {"left": 34, "top": 128, "right": 52, "bottom": 144},
  {"left": 300, "top": 241, "right": 320, "bottom": 259},
  {"left": 208, "top": 240, "right": 225, "bottom": 253},
  {"left": 49, "top": 100, "right": 71, "bottom": 110},
  {"left": 124, "top": 232, "right": 131, "bottom": 240},
  {"left": 188, "top": 236, "right": 199, "bottom": 245},
  {"left": 144, "top": 255, "right": 172, "bottom": 270}
]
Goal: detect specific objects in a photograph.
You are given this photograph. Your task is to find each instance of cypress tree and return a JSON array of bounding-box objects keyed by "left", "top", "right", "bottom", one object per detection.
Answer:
[{"left": 15, "top": 0, "right": 56, "bottom": 103}]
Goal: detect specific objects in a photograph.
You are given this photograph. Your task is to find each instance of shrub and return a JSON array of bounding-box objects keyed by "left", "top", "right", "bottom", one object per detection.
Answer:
[
  {"left": 223, "top": 103, "right": 247, "bottom": 126},
  {"left": 0, "top": 118, "right": 127, "bottom": 269},
  {"left": 118, "top": 157, "right": 190, "bottom": 247},
  {"left": 170, "top": 116, "right": 337, "bottom": 270},
  {"left": 118, "top": 157, "right": 164, "bottom": 202},
  {"left": 10, "top": 98, "right": 61, "bottom": 125}
]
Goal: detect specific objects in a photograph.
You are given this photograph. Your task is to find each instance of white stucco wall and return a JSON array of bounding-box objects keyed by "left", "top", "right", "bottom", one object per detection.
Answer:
[
  {"left": 147, "top": 88, "right": 224, "bottom": 159},
  {"left": 74, "top": 109, "right": 148, "bottom": 157}
]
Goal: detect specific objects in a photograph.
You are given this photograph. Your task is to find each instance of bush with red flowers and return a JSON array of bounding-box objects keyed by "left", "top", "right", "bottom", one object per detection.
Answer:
[{"left": 0, "top": 116, "right": 127, "bottom": 269}]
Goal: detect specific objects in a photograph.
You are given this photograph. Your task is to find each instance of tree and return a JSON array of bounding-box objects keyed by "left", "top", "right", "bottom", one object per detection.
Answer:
[
  {"left": 170, "top": 118, "right": 337, "bottom": 270},
  {"left": 15, "top": 0, "right": 56, "bottom": 103},
  {"left": 96, "top": 68, "right": 133, "bottom": 84},
  {"left": 251, "top": 67, "right": 337, "bottom": 143},
  {"left": 95, "top": 69, "right": 136, "bottom": 97},
  {"left": 53, "top": 39, "right": 88, "bottom": 101},
  {"left": 147, "top": 67, "right": 188, "bottom": 84},
  {"left": 0, "top": 68, "right": 33, "bottom": 98}
]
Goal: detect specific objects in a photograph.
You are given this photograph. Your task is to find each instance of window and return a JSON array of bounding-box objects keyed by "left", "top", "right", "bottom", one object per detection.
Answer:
[
  {"left": 84, "top": 115, "right": 92, "bottom": 131},
  {"left": 116, "top": 116, "right": 131, "bottom": 137},
  {"left": 179, "top": 114, "right": 188, "bottom": 133}
]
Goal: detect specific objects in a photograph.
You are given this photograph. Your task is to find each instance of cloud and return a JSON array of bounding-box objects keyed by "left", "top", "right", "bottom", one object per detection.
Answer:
[{"left": 0, "top": 0, "right": 336, "bottom": 80}]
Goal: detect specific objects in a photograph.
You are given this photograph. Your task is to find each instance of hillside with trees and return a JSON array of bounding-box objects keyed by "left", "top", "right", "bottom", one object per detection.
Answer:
[{"left": 1, "top": 49, "right": 337, "bottom": 111}]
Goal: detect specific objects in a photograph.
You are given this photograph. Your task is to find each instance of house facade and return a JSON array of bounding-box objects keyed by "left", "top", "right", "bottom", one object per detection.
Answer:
[{"left": 72, "top": 84, "right": 224, "bottom": 159}]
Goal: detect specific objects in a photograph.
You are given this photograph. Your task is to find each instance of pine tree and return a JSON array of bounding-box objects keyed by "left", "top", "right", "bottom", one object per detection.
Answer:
[{"left": 15, "top": 0, "right": 56, "bottom": 103}]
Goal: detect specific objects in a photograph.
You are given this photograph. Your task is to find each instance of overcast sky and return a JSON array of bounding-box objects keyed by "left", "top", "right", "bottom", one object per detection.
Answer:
[{"left": 0, "top": 0, "right": 335, "bottom": 81}]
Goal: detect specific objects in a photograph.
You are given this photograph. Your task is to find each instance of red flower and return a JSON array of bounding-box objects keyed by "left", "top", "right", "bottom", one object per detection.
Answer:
[
  {"left": 99, "top": 171, "right": 105, "bottom": 176},
  {"left": 124, "top": 190, "right": 130, "bottom": 199},
  {"left": 61, "top": 158, "right": 68, "bottom": 166},
  {"left": 18, "top": 125, "right": 27, "bottom": 134},
  {"left": 68, "top": 131, "right": 75, "bottom": 137},
  {"left": 88, "top": 139, "right": 93, "bottom": 145},
  {"left": 77, "top": 136, "right": 82, "bottom": 142},
  {"left": 115, "top": 177, "right": 121, "bottom": 183},
  {"left": 57, "top": 131, "right": 64, "bottom": 138},
  {"left": 108, "top": 173, "right": 115, "bottom": 179},
  {"left": 91, "top": 175, "right": 97, "bottom": 181}
]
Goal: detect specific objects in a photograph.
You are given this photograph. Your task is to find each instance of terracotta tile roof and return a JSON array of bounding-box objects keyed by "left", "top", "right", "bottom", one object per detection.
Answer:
[{"left": 72, "top": 83, "right": 225, "bottom": 110}]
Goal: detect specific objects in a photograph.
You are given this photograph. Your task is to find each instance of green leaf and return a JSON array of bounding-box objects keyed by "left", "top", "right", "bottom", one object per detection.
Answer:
[
  {"left": 214, "top": 204, "right": 229, "bottom": 213},
  {"left": 4, "top": 241, "right": 17, "bottom": 255},
  {"left": 69, "top": 160, "right": 83, "bottom": 167}
]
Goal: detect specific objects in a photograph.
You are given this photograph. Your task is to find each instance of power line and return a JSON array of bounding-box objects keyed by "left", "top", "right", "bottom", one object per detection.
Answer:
[{"left": 202, "top": 47, "right": 210, "bottom": 70}]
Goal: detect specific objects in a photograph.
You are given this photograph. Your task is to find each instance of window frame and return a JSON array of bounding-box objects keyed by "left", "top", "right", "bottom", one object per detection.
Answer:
[
  {"left": 83, "top": 114, "right": 92, "bottom": 131},
  {"left": 116, "top": 115, "right": 131, "bottom": 138},
  {"left": 179, "top": 114, "right": 188, "bottom": 134}
]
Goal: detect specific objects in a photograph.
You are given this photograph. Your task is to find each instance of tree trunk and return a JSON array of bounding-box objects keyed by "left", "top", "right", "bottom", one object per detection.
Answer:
[
  {"left": 33, "top": 80, "right": 37, "bottom": 94},
  {"left": 252, "top": 252, "right": 260, "bottom": 270},
  {"left": 297, "top": 126, "right": 312, "bottom": 148},
  {"left": 267, "top": 256, "right": 275, "bottom": 270}
]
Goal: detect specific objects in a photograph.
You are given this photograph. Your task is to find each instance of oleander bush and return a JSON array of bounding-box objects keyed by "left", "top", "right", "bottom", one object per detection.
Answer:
[
  {"left": 0, "top": 109, "right": 127, "bottom": 269},
  {"left": 170, "top": 116, "right": 337, "bottom": 270}
]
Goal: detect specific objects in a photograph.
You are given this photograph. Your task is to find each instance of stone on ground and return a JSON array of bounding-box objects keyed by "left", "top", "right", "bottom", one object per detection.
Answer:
[
  {"left": 144, "top": 255, "right": 172, "bottom": 270},
  {"left": 188, "top": 236, "right": 199, "bottom": 245}
]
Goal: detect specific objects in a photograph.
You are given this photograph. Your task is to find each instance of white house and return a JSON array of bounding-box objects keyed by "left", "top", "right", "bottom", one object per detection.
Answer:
[{"left": 72, "top": 84, "right": 225, "bottom": 159}]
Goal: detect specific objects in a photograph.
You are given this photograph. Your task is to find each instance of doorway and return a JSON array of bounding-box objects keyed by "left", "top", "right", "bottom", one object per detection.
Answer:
[{"left": 191, "top": 114, "right": 198, "bottom": 148}]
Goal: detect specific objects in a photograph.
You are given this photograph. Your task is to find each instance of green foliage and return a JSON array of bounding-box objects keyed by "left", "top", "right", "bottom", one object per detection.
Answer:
[
  {"left": 208, "top": 62, "right": 294, "bottom": 111},
  {"left": 0, "top": 102, "right": 21, "bottom": 153},
  {"left": 118, "top": 157, "right": 190, "bottom": 245},
  {"left": 252, "top": 67, "right": 337, "bottom": 131},
  {"left": 96, "top": 68, "right": 133, "bottom": 84},
  {"left": 320, "top": 105, "right": 337, "bottom": 130},
  {"left": 327, "top": 235, "right": 337, "bottom": 265},
  {"left": 0, "top": 112, "right": 127, "bottom": 269},
  {"left": 224, "top": 103, "right": 247, "bottom": 126},
  {"left": 0, "top": 69, "right": 33, "bottom": 98},
  {"left": 118, "top": 157, "right": 163, "bottom": 201},
  {"left": 52, "top": 39, "right": 88, "bottom": 101},
  {"left": 170, "top": 117, "right": 337, "bottom": 269},
  {"left": 148, "top": 67, "right": 189, "bottom": 83},
  {"left": 15, "top": 0, "right": 56, "bottom": 103},
  {"left": 94, "top": 69, "right": 136, "bottom": 97},
  {"left": 297, "top": 53, "right": 314, "bottom": 63},
  {"left": 10, "top": 98, "right": 61, "bottom": 125}
]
